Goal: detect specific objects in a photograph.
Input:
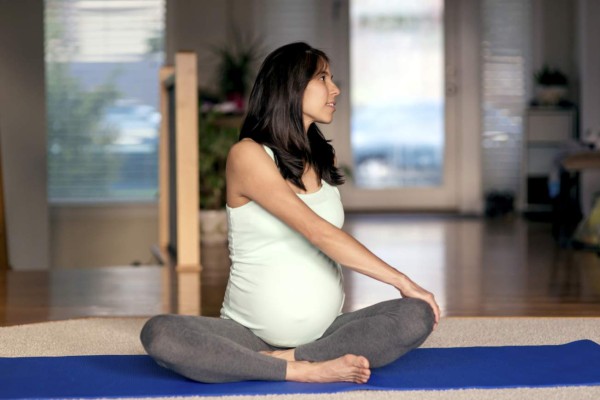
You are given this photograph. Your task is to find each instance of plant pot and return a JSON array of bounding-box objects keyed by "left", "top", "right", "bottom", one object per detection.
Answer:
[
  {"left": 536, "top": 85, "right": 567, "bottom": 106},
  {"left": 199, "top": 209, "right": 228, "bottom": 244}
]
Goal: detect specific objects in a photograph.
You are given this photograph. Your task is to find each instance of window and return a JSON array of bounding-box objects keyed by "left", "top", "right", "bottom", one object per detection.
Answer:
[
  {"left": 45, "top": 0, "right": 165, "bottom": 202},
  {"left": 350, "top": 0, "right": 445, "bottom": 188}
]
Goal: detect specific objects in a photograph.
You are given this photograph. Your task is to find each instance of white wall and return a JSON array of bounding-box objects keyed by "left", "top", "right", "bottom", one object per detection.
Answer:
[
  {"left": 50, "top": 204, "right": 158, "bottom": 268},
  {"left": 166, "top": 0, "right": 246, "bottom": 94},
  {"left": 0, "top": 0, "right": 50, "bottom": 270}
]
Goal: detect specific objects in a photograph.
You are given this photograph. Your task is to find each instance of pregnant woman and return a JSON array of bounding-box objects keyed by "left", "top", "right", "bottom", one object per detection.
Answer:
[{"left": 141, "top": 42, "right": 440, "bottom": 384}]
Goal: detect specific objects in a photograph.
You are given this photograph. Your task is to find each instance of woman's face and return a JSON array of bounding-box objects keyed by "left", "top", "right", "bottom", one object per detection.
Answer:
[{"left": 302, "top": 63, "right": 340, "bottom": 131}]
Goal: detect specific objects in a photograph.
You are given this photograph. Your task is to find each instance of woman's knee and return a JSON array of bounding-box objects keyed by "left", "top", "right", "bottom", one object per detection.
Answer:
[
  {"left": 140, "top": 314, "right": 178, "bottom": 357},
  {"left": 380, "top": 298, "right": 435, "bottom": 346},
  {"left": 400, "top": 298, "right": 435, "bottom": 339}
]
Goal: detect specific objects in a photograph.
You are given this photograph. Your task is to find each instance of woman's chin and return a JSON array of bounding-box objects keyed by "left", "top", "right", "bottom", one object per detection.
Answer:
[{"left": 317, "top": 116, "right": 334, "bottom": 125}]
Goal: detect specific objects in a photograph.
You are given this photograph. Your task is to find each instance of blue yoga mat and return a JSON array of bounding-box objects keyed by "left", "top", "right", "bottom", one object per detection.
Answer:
[{"left": 1, "top": 340, "right": 599, "bottom": 399}]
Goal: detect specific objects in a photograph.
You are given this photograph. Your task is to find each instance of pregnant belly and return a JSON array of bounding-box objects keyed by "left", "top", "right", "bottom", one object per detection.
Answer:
[{"left": 225, "top": 262, "right": 345, "bottom": 348}]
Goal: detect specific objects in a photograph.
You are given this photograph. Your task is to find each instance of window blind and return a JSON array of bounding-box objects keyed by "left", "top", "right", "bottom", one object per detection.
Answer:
[
  {"left": 481, "top": 0, "right": 531, "bottom": 194},
  {"left": 45, "top": 0, "right": 165, "bottom": 203}
]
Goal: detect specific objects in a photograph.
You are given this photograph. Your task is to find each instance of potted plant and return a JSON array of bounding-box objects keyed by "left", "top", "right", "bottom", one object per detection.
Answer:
[
  {"left": 198, "top": 32, "right": 262, "bottom": 243},
  {"left": 534, "top": 65, "right": 568, "bottom": 106},
  {"left": 212, "top": 31, "right": 263, "bottom": 111},
  {"left": 198, "top": 111, "right": 240, "bottom": 243}
]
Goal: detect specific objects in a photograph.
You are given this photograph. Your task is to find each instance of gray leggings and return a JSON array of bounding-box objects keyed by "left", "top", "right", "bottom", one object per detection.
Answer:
[{"left": 140, "top": 298, "right": 434, "bottom": 383}]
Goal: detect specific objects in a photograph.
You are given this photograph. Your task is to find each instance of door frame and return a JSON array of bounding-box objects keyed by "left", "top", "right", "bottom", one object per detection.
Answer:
[{"left": 323, "top": 0, "right": 483, "bottom": 213}]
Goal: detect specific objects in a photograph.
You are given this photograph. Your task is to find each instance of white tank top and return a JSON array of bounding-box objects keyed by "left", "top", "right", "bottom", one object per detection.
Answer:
[{"left": 220, "top": 145, "right": 345, "bottom": 348}]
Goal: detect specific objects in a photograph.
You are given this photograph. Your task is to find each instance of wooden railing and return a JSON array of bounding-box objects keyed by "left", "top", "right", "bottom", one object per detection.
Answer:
[{"left": 156, "top": 51, "right": 202, "bottom": 315}]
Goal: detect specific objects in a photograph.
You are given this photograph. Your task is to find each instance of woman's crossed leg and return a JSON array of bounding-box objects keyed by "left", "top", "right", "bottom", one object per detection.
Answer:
[{"left": 140, "top": 298, "right": 433, "bottom": 383}]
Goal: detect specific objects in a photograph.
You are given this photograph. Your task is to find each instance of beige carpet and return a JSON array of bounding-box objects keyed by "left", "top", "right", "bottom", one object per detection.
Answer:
[{"left": 1, "top": 317, "right": 600, "bottom": 400}]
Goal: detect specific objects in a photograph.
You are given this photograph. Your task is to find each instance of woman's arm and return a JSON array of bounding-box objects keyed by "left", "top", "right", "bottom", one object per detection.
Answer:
[{"left": 227, "top": 140, "right": 440, "bottom": 325}]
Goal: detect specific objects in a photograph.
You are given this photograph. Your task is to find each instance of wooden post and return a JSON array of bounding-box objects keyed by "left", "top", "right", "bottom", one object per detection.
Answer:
[
  {"left": 174, "top": 52, "right": 201, "bottom": 315},
  {"left": 174, "top": 52, "right": 200, "bottom": 271},
  {"left": 157, "top": 52, "right": 202, "bottom": 315}
]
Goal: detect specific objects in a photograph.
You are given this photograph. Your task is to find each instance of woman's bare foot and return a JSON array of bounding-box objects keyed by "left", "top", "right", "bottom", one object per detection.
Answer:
[
  {"left": 286, "top": 354, "right": 371, "bottom": 384},
  {"left": 260, "top": 348, "right": 296, "bottom": 362}
]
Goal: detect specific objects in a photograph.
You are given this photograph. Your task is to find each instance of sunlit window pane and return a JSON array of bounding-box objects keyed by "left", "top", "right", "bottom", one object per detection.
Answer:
[
  {"left": 350, "top": 0, "right": 444, "bottom": 188},
  {"left": 45, "top": 0, "right": 165, "bottom": 202}
]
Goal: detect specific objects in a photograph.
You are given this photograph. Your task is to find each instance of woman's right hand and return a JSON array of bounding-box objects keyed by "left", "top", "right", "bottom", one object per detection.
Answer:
[{"left": 395, "top": 275, "right": 440, "bottom": 329}]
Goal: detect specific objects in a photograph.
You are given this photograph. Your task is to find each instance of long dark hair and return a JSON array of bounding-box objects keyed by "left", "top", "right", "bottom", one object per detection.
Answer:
[{"left": 239, "top": 42, "right": 344, "bottom": 190}]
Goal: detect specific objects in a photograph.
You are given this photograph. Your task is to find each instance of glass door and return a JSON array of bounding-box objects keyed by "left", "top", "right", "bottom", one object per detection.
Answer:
[{"left": 330, "top": 0, "right": 458, "bottom": 210}]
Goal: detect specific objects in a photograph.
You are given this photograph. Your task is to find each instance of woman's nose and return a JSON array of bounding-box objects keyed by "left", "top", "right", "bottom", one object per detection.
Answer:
[{"left": 331, "top": 82, "right": 340, "bottom": 96}]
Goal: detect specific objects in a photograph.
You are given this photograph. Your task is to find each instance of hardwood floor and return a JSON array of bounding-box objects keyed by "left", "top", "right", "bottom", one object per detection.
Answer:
[{"left": 1, "top": 214, "right": 600, "bottom": 326}]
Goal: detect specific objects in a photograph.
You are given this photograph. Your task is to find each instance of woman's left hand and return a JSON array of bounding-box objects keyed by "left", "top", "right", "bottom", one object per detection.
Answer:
[{"left": 395, "top": 276, "right": 441, "bottom": 329}]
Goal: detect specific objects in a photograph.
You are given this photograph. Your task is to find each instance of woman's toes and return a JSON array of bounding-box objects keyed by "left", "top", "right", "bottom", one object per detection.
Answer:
[{"left": 357, "top": 356, "right": 370, "bottom": 369}]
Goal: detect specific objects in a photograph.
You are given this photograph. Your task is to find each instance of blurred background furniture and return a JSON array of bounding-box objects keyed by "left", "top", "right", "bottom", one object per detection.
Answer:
[
  {"left": 555, "top": 150, "right": 600, "bottom": 246},
  {"left": 521, "top": 107, "right": 576, "bottom": 215},
  {"left": 550, "top": 150, "right": 600, "bottom": 297}
]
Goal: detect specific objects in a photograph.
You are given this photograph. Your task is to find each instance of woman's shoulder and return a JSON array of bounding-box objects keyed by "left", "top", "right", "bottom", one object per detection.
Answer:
[
  {"left": 229, "top": 138, "right": 273, "bottom": 158},
  {"left": 228, "top": 139, "right": 274, "bottom": 171},
  {"left": 231, "top": 137, "right": 259, "bottom": 151}
]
